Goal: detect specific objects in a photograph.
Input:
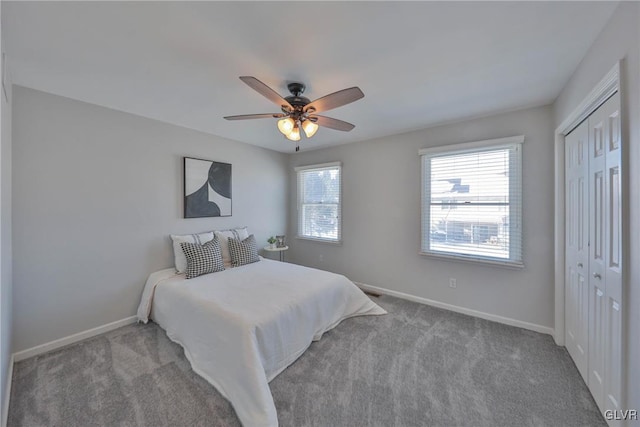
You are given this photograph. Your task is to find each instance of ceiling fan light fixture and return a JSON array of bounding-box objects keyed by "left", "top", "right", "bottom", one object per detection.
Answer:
[
  {"left": 301, "top": 119, "right": 319, "bottom": 138},
  {"left": 225, "top": 76, "right": 364, "bottom": 149},
  {"left": 286, "top": 124, "right": 301, "bottom": 141},
  {"left": 277, "top": 117, "right": 295, "bottom": 135}
]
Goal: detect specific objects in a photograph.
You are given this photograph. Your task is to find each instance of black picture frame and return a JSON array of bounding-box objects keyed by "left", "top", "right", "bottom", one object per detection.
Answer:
[{"left": 184, "top": 157, "right": 232, "bottom": 218}]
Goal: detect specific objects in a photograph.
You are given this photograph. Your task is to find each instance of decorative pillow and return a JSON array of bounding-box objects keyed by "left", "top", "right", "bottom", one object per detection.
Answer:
[
  {"left": 228, "top": 234, "right": 260, "bottom": 267},
  {"left": 180, "top": 237, "right": 225, "bottom": 279},
  {"left": 171, "top": 232, "right": 214, "bottom": 273},
  {"left": 214, "top": 227, "right": 249, "bottom": 268}
]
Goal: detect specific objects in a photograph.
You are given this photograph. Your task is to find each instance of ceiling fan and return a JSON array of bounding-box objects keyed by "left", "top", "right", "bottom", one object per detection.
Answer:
[{"left": 224, "top": 76, "right": 364, "bottom": 151}]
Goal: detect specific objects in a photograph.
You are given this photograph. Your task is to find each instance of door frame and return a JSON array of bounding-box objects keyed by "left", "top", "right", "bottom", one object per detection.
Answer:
[{"left": 554, "top": 61, "right": 621, "bottom": 347}]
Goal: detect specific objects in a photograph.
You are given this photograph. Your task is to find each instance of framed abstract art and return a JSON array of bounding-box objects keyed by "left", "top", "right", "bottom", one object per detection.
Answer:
[{"left": 184, "top": 157, "right": 232, "bottom": 218}]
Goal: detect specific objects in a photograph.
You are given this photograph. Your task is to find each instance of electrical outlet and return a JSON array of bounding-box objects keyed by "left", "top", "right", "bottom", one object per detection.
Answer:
[
  {"left": 319, "top": 254, "right": 324, "bottom": 262},
  {"left": 449, "top": 278, "right": 457, "bottom": 288}
]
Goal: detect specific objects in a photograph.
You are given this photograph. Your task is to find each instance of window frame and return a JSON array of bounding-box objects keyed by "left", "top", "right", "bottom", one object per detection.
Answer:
[
  {"left": 295, "top": 161, "right": 342, "bottom": 244},
  {"left": 419, "top": 135, "right": 524, "bottom": 268}
]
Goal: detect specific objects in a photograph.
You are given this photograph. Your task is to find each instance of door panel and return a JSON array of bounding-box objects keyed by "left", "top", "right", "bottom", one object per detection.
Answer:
[
  {"left": 589, "top": 284, "right": 606, "bottom": 409},
  {"left": 591, "top": 169, "right": 605, "bottom": 278},
  {"left": 586, "top": 92, "right": 622, "bottom": 415},
  {"left": 606, "top": 298, "right": 621, "bottom": 412},
  {"left": 565, "top": 120, "right": 589, "bottom": 381},
  {"left": 603, "top": 93, "right": 622, "bottom": 416},
  {"left": 588, "top": 100, "right": 607, "bottom": 411}
]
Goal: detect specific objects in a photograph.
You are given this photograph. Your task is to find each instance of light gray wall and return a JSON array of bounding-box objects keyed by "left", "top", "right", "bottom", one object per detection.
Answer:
[
  {"left": 0, "top": 84, "right": 11, "bottom": 427},
  {"left": 0, "top": 4, "right": 13, "bottom": 423},
  {"left": 11, "top": 86, "right": 288, "bottom": 352},
  {"left": 553, "top": 1, "right": 639, "bottom": 412},
  {"left": 288, "top": 105, "right": 555, "bottom": 329}
]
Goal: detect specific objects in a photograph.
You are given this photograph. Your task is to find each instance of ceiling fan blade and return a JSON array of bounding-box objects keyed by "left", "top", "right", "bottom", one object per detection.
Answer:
[
  {"left": 304, "top": 87, "right": 364, "bottom": 113},
  {"left": 239, "top": 76, "right": 293, "bottom": 111},
  {"left": 224, "top": 113, "right": 285, "bottom": 120},
  {"left": 311, "top": 115, "right": 355, "bottom": 132}
]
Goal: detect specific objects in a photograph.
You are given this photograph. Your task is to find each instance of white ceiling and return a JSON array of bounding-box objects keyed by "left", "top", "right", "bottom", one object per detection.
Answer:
[{"left": 4, "top": 1, "right": 617, "bottom": 153}]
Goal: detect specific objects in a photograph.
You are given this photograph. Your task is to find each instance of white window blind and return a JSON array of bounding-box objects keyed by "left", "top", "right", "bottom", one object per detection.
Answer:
[
  {"left": 296, "top": 162, "right": 342, "bottom": 243},
  {"left": 420, "top": 136, "right": 523, "bottom": 266}
]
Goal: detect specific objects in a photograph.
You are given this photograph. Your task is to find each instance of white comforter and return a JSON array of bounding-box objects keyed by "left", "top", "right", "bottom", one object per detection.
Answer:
[{"left": 136, "top": 259, "right": 386, "bottom": 427}]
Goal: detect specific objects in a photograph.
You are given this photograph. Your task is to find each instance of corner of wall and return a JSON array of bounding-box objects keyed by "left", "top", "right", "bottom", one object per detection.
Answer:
[{"left": 0, "top": 4, "right": 14, "bottom": 423}]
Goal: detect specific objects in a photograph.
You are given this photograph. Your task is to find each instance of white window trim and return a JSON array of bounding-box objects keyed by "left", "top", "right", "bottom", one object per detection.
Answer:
[
  {"left": 294, "top": 161, "right": 342, "bottom": 172},
  {"left": 295, "top": 161, "right": 342, "bottom": 244},
  {"left": 419, "top": 135, "right": 524, "bottom": 268}
]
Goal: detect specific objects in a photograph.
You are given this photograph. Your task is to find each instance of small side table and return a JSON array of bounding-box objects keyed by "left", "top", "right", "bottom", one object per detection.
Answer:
[{"left": 263, "top": 245, "right": 289, "bottom": 262}]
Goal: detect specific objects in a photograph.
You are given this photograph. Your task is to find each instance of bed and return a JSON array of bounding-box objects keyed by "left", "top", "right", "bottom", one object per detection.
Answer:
[{"left": 136, "top": 258, "right": 386, "bottom": 427}]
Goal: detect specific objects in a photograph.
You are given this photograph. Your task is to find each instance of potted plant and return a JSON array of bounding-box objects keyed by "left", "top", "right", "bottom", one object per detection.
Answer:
[{"left": 267, "top": 236, "right": 277, "bottom": 249}]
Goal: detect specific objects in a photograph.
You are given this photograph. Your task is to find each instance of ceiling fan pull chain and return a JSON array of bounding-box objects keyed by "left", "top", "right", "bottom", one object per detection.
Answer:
[{"left": 295, "top": 144, "right": 300, "bottom": 152}]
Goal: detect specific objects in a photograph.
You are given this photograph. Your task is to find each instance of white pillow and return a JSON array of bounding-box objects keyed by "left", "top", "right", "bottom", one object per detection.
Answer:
[
  {"left": 214, "top": 227, "right": 249, "bottom": 268},
  {"left": 170, "top": 232, "right": 214, "bottom": 273}
]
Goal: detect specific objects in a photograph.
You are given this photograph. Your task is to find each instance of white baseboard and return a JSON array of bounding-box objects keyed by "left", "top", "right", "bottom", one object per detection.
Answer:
[
  {"left": 2, "top": 354, "right": 13, "bottom": 427},
  {"left": 355, "top": 282, "right": 555, "bottom": 336},
  {"left": 13, "top": 316, "right": 138, "bottom": 362}
]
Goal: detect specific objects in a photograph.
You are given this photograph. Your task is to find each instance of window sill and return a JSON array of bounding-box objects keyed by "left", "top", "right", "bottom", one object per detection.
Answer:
[
  {"left": 296, "top": 236, "right": 342, "bottom": 246},
  {"left": 419, "top": 251, "right": 524, "bottom": 269}
]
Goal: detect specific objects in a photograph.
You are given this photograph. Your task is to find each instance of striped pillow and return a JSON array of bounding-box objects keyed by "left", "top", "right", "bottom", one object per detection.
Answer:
[
  {"left": 228, "top": 234, "right": 259, "bottom": 267},
  {"left": 180, "top": 237, "right": 225, "bottom": 279},
  {"left": 214, "top": 227, "right": 249, "bottom": 268}
]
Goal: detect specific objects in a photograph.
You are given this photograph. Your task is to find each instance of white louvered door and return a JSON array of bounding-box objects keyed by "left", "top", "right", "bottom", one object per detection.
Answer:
[{"left": 565, "top": 92, "right": 622, "bottom": 423}]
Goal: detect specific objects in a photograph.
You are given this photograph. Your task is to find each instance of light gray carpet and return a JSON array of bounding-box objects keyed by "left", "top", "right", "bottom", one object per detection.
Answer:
[{"left": 8, "top": 295, "right": 605, "bottom": 426}]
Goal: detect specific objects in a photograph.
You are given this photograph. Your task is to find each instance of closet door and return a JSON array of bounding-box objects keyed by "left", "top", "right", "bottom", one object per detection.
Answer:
[
  {"left": 588, "top": 96, "right": 607, "bottom": 409},
  {"left": 602, "top": 92, "right": 622, "bottom": 417},
  {"left": 565, "top": 120, "right": 589, "bottom": 382},
  {"left": 587, "top": 92, "right": 621, "bottom": 414}
]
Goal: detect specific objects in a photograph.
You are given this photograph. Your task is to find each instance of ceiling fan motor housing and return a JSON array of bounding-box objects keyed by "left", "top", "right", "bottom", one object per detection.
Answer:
[
  {"left": 283, "top": 82, "right": 311, "bottom": 115},
  {"left": 284, "top": 96, "right": 311, "bottom": 107}
]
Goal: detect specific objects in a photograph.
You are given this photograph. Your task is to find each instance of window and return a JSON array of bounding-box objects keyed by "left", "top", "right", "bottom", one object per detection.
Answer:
[
  {"left": 420, "top": 136, "right": 523, "bottom": 267},
  {"left": 296, "top": 162, "right": 342, "bottom": 243}
]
